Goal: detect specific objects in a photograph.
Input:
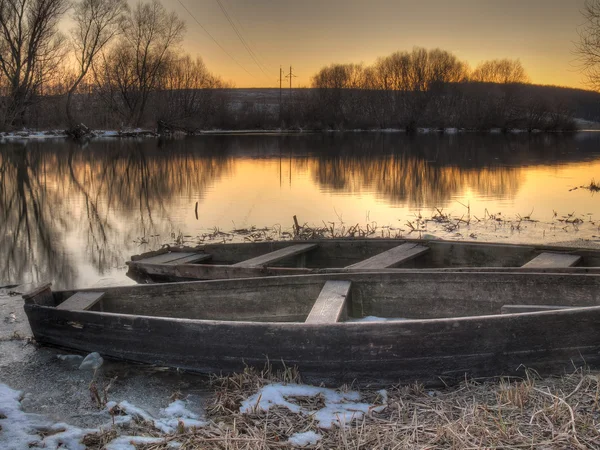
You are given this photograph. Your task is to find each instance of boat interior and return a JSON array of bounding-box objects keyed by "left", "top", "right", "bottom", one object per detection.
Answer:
[
  {"left": 129, "top": 240, "right": 600, "bottom": 272},
  {"left": 41, "top": 272, "right": 600, "bottom": 324}
]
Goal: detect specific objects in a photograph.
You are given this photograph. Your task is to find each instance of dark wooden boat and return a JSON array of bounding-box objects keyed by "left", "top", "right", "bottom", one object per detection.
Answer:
[
  {"left": 126, "top": 239, "right": 600, "bottom": 282},
  {"left": 22, "top": 272, "right": 600, "bottom": 385}
]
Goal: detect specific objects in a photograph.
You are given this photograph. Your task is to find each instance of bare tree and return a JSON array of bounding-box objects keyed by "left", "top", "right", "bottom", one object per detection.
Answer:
[
  {"left": 471, "top": 59, "right": 529, "bottom": 84},
  {"left": 94, "top": 0, "right": 185, "bottom": 126},
  {"left": 0, "top": 0, "right": 69, "bottom": 129},
  {"left": 576, "top": 0, "right": 600, "bottom": 90},
  {"left": 311, "top": 63, "right": 366, "bottom": 127},
  {"left": 67, "top": 0, "right": 129, "bottom": 127},
  {"left": 156, "top": 55, "right": 224, "bottom": 127}
]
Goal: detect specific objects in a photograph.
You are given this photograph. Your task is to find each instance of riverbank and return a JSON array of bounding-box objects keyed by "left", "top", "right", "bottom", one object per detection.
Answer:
[
  {"left": 0, "top": 124, "right": 596, "bottom": 142},
  {"left": 3, "top": 282, "right": 600, "bottom": 449}
]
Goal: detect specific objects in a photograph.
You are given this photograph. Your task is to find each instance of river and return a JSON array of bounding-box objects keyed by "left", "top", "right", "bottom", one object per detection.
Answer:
[{"left": 2, "top": 131, "right": 600, "bottom": 288}]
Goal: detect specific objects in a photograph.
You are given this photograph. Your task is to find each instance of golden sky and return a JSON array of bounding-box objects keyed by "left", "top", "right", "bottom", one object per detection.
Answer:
[{"left": 169, "top": 0, "right": 589, "bottom": 89}]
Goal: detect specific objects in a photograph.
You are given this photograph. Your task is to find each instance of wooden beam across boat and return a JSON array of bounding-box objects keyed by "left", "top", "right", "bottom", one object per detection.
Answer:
[
  {"left": 232, "top": 243, "right": 318, "bottom": 268},
  {"left": 56, "top": 292, "right": 105, "bottom": 311},
  {"left": 305, "top": 281, "right": 351, "bottom": 324},
  {"left": 521, "top": 252, "right": 582, "bottom": 269},
  {"left": 345, "top": 243, "right": 429, "bottom": 269},
  {"left": 135, "top": 252, "right": 211, "bottom": 265}
]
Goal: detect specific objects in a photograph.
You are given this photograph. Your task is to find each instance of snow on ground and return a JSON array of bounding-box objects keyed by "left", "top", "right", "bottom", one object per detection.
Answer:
[
  {"left": 240, "top": 383, "right": 387, "bottom": 429},
  {"left": 104, "top": 436, "right": 180, "bottom": 450},
  {"left": 0, "top": 383, "right": 92, "bottom": 450},
  {"left": 106, "top": 398, "right": 206, "bottom": 434},
  {"left": 0, "top": 129, "right": 156, "bottom": 142},
  {"left": 0, "top": 382, "right": 204, "bottom": 450},
  {"left": 1, "top": 375, "right": 387, "bottom": 448},
  {"left": 0, "top": 130, "right": 67, "bottom": 140},
  {"left": 288, "top": 430, "right": 322, "bottom": 446}
]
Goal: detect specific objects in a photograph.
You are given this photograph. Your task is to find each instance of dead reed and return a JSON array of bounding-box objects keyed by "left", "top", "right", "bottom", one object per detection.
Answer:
[{"left": 103, "top": 365, "right": 600, "bottom": 449}]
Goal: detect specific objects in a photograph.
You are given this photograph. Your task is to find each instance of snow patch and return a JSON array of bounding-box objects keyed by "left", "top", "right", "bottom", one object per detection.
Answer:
[
  {"left": 105, "top": 435, "right": 181, "bottom": 450},
  {"left": 0, "top": 130, "right": 66, "bottom": 140},
  {"left": 108, "top": 398, "right": 206, "bottom": 434},
  {"left": 0, "top": 383, "right": 202, "bottom": 450},
  {"left": 0, "top": 383, "right": 94, "bottom": 450},
  {"left": 240, "top": 383, "right": 387, "bottom": 429},
  {"left": 288, "top": 430, "right": 322, "bottom": 446}
]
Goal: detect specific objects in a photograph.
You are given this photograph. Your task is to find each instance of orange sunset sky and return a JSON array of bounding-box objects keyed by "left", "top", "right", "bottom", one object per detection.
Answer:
[{"left": 163, "top": 0, "right": 590, "bottom": 89}]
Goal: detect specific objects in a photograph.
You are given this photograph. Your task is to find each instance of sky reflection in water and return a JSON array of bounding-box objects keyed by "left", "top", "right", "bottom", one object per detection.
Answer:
[{"left": 2, "top": 132, "right": 600, "bottom": 288}]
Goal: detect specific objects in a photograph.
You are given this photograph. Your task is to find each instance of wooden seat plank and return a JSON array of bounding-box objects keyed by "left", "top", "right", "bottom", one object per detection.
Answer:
[
  {"left": 305, "top": 281, "right": 351, "bottom": 324},
  {"left": 521, "top": 252, "right": 581, "bottom": 269},
  {"left": 345, "top": 243, "right": 429, "bottom": 269},
  {"left": 232, "top": 244, "right": 317, "bottom": 268},
  {"left": 501, "top": 304, "right": 583, "bottom": 314},
  {"left": 164, "top": 253, "right": 212, "bottom": 265},
  {"left": 57, "top": 292, "right": 105, "bottom": 311},
  {"left": 137, "top": 252, "right": 207, "bottom": 265}
]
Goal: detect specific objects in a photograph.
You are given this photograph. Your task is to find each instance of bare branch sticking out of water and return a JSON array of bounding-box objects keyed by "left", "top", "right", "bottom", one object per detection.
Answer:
[{"left": 570, "top": 179, "right": 600, "bottom": 193}]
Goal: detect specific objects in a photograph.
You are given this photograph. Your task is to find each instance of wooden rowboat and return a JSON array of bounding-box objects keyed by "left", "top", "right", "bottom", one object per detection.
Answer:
[
  {"left": 126, "top": 239, "right": 600, "bottom": 282},
  {"left": 22, "top": 272, "right": 600, "bottom": 385}
]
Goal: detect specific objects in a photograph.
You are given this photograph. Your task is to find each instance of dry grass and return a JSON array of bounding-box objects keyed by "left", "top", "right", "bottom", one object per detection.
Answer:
[
  {"left": 587, "top": 179, "right": 600, "bottom": 192},
  {"left": 569, "top": 179, "right": 600, "bottom": 193},
  {"left": 106, "top": 365, "right": 600, "bottom": 449}
]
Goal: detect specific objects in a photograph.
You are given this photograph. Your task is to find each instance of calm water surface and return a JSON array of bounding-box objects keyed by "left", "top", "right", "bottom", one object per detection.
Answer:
[{"left": 3, "top": 132, "right": 600, "bottom": 288}]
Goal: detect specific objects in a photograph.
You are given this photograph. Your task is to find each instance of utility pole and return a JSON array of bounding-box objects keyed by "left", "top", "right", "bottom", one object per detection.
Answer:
[
  {"left": 285, "top": 66, "right": 297, "bottom": 97},
  {"left": 279, "top": 66, "right": 283, "bottom": 109}
]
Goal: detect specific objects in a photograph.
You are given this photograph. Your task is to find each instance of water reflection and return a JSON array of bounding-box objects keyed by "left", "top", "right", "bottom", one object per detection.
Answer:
[
  {"left": 0, "top": 139, "right": 232, "bottom": 288},
  {"left": 1, "top": 132, "right": 599, "bottom": 288},
  {"left": 0, "top": 145, "right": 77, "bottom": 287}
]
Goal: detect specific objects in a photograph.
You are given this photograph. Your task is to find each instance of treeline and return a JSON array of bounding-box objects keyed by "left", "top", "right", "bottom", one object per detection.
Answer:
[
  {"left": 297, "top": 49, "right": 577, "bottom": 132},
  {"left": 0, "top": 0, "right": 229, "bottom": 131},
  {"left": 0, "top": 0, "right": 585, "bottom": 132}
]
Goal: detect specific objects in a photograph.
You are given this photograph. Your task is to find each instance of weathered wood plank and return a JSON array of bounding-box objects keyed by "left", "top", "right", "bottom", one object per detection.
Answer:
[
  {"left": 345, "top": 243, "right": 429, "bottom": 269},
  {"left": 522, "top": 252, "right": 581, "bottom": 268},
  {"left": 24, "top": 300, "right": 600, "bottom": 386},
  {"left": 306, "top": 281, "right": 351, "bottom": 324},
  {"left": 164, "top": 253, "right": 211, "bottom": 265},
  {"left": 129, "top": 247, "right": 170, "bottom": 261},
  {"left": 137, "top": 252, "right": 208, "bottom": 265},
  {"left": 501, "top": 304, "right": 582, "bottom": 314},
  {"left": 22, "top": 282, "right": 53, "bottom": 306},
  {"left": 232, "top": 244, "right": 318, "bottom": 267},
  {"left": 57, "top": 292, "right": 105, "bottom": 311}
]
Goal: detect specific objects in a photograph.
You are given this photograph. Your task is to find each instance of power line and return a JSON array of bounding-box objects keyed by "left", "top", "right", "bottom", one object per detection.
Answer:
[
  {"left": 222, "top": 0, "right": 274, "bottom": 73},
  {"left": 176, "top": 0, "right": 256, "bottom": 79},
  {"left": 214, "top": 0, "right": 271, "bottom": 80}
]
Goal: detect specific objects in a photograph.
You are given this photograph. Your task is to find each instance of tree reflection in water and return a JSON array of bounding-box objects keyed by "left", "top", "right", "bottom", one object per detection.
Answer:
[
  {"left": 309, "top": 133, "right": 593, "bottom": 207},
  {"left": 0, "top": 133, "right": 597, "bottom": 288},
  {"left": 0, "top": 139, "right": 232, "bottom": 288}
]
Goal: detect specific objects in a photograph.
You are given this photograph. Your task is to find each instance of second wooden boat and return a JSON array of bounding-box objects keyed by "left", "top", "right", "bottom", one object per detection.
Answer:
[{"left": 126, "top": 238, "right": 600, "bottom": 282}]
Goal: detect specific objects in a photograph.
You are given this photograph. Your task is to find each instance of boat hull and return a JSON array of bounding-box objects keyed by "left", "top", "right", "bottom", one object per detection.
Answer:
[{"left": 23, "top": 272, "right": 600, "bottom": 385}]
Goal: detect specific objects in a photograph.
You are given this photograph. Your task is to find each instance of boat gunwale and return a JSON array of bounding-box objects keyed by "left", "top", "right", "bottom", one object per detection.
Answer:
[
  {"left": 139, "top": 238, "right": 600, "bottom": 254},
  {"left": 52, "top": 269, "right": 600, "bottom": 295},
  {"left": 25, "top": 302, "right": 600, "bottom": 328}
]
